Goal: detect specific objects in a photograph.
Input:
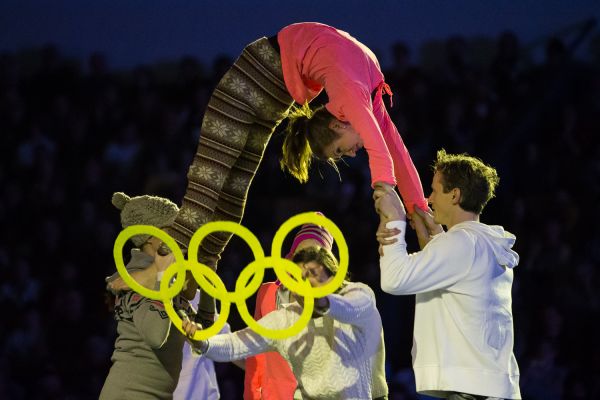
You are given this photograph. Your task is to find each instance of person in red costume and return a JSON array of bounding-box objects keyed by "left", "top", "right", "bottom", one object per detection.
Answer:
[
  {"left": 168, "top": 21, "right": 427, "bottom": 329},
  {"left": 244, "top": 215, "right": 335, "bottom": 399}
]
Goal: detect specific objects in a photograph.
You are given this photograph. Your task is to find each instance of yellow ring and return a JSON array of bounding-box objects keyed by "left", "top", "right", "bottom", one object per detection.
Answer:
[
  {"left": 236, "top": 256, "right": 315, "bottom": 339},
  {"left": 271, "top": 212, "right": 348, "bottom": 298},
  {"left": 161, "top": 260, "right": 231, "bottom": 340},
  {"left": 113, "top": 225, "right": 186, "bottom": 300},
  {"left": 188, "top": 221, "right": 265, "bottom": 300}
]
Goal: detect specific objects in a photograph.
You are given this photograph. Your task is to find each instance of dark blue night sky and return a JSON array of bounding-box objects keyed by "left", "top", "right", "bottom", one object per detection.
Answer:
[{"left": 1, "top": 0, "right": 599, "bottom": 68}]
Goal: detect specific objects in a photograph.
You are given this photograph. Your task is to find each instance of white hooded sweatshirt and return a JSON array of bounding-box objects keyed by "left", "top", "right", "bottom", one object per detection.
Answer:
[{"left": 380, "top": 220, "right": 521, "bottom": 399}]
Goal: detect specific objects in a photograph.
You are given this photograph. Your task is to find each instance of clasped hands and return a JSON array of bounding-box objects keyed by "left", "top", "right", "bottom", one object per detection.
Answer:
[
  {"left": 372, "top": 182, "right": 443, "bottom": 250},
  {"left": 180, "top": 311, "right": 209, "bottom": 353}
]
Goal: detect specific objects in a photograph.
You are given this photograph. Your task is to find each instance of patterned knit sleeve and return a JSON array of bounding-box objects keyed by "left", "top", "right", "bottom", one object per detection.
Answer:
[{"left": 325, "top": 282, "right": 377, "bottom": 326}]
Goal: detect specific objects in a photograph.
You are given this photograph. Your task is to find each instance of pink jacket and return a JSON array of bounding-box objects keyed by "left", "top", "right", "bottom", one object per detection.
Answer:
[{"left": 278, "top": 22, "right": 427, "bottom": 212}]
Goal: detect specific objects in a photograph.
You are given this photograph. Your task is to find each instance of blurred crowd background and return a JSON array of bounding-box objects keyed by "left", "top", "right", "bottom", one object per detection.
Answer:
[{"left": 1, "top": 18, "right": 600, "bottom": 400}]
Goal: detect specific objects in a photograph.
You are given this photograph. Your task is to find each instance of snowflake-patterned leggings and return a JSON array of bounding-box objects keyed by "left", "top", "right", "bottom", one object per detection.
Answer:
[{"left": 169, "top": 37, "right": 293, "bottom": 271}]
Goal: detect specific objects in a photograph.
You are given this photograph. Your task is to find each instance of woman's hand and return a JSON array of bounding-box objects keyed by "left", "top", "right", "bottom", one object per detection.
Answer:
[
  {"left": 107, "top": 265, "right": 158, "bottom": 292},
  {"left": 181, "top": 313, "right": 202, "bottom": 337},
  {"left": 155, "top": 251, "right": 176, "bottom": 273},
  {"left": 374, "top": 190, "right": 406, "bottom": 222},
  {"left": 290, "top": 292, "right": 330, "bottom": 317},
  {"left": 373, "top": 181, "right": 395, "bottom": 196},
  {"left": 180, "top": 310, "right": 209, "bottom": 353}
]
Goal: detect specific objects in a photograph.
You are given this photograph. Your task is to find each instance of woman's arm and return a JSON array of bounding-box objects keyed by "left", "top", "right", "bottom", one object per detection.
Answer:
[
  {"left": 183, "top": 309, "right": 292, "bottom": 362},
  {"left": 321, "top": 283, "right": 378, "bottom": 326},
  {"left": 326, "top": 84, "right": 396, "bottom": 187},
  {"left": 327, "top": 82, "right": 426, "bottom": 213}
]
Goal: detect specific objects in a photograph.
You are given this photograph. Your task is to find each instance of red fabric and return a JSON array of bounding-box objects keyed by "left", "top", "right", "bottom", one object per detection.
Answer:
[
  {"left": 243, "top": 283, "right": 297, "bottom": 399},
  {"left": 277, "top": 22, "right": 427, "bottom": 213}
]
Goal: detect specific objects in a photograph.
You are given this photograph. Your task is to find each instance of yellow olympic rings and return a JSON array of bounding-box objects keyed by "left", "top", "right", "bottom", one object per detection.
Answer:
[{"left": 112, "top": 212, "right": 349, "bottom": 340}]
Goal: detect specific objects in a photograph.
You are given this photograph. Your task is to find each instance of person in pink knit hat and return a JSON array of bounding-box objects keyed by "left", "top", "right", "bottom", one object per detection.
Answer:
[
  {"left": 244, "top": 213, "right": 334, "bottom": 400},
  {"left": 182, "top": 239, "right": 389, "bottom": 399}
]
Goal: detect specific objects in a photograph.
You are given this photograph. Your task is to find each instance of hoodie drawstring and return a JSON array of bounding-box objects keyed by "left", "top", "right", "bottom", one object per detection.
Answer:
[{"left": 376, "top": 81, "right": 394, "bottom": 108}]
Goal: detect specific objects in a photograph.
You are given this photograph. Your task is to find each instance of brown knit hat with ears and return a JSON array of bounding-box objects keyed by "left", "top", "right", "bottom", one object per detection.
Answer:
[{"left": 112, "top": 192, "right": 179, "bottom": 247}]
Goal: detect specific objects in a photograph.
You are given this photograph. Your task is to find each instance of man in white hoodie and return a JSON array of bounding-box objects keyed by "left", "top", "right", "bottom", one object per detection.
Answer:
[{"left": 374, "top": 149, "right": 521, "bottom": 400}]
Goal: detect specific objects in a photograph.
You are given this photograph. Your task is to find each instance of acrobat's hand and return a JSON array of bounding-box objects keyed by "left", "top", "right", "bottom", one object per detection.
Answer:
[
  {"left": 372, "top": 182, "right": 395, "bottom": 206},
  {"left": 374, "top": 191, "right": 406, "bottom": 222},
  {"left": 411, "top": 207, "right": 443, "bottom": 249},
  {"left": 373, "top": 181, "right": 395, "bottom": 196}
]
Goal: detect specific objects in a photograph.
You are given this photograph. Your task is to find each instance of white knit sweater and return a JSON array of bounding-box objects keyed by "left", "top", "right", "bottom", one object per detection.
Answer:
[{"left": 203, "top": 282, "right": 387, "bottom": 399}]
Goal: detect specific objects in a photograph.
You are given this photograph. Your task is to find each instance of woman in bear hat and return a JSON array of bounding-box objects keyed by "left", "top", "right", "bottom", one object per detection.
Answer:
[{"left": 101, "top": 192, "right": 220, "bottom": 400}]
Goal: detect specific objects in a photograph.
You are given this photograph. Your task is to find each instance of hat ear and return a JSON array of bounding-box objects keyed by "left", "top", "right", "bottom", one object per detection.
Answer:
[{"left": 112, "top": 192, "right": 131, "bottom": 210}]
